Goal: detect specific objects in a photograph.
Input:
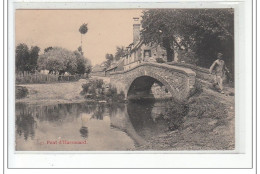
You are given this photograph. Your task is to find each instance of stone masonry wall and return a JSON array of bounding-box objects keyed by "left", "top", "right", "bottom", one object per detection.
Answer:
[{"left": 109, "top": 62, "right": 196, "bottom": 102}]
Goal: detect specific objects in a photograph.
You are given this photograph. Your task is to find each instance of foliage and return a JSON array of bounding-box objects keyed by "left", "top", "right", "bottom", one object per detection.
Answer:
[
  {"left": 74, "top": 51, "right": 92, "bottom": 75},
  {"left": 155, "top": 58, "right": 165, "bottom": 63},
  {"left": 38, "top": 47, "right": 76, "bottom": 75},
  {"left": 177, "top": 49, "right": 198, "bottom": 64},
  {"left": 16, "top": 44, "right": 29, "bottom": 72},
  {"left": 79, "top": 23, "right": 88, "bottom": 55},
  {"left": 16, "top": 86, "right": 29, "bottom": 99},
  {"left": 38, "top": 47, "right": 91, "bottom": 75},
  {"left": 114, "top": 46, "right": 127, "bottom": 61},
  {"left": 85, "top": 64, "right": 92, "bottom": 75},
  {"left": 29, "top": 46, "right": 41, "bottom": 70},
  {"left": 164, "top": 101, "right": 189, "bottom": 131},
  {"left": 16, "top": 43, "right": 40, "bottom": 73},
  {"left": 44, "top": 46, "right": 53, "bottom": 53},
  {"left": 81, "top": 79, "right": 125, "bottom": 102},
  {"left": 141, "top": 9, "right": 234, "bottom": 76},
  {"left": 77, "top": 46, "right": 83, "bottom": 55},
  {"left": 104, "top": 53, "right": 114, "bottom": 68},
  {"left": 81, "top": 79, "right": 105, "bottom": 100},
  {"left": 188, "top": 79, "right": 203, "bottom": 98},
  {"left": 187, "top": 92, "right": 228, "bottom": 120},
  {"left": 79, "top": 23, "right": 88, "bottom": 35}
]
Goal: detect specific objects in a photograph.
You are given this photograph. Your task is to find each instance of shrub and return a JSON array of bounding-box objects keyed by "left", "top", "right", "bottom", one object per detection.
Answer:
[
  {"left": 188, "top": 79, "right": 203, "bottom": 98},
  {"left": 156, "top": 58, "right": 165, "bottom": 63},
  {"left": 163, "top": 101, "right": 189, "bottom": 131},
  {"left": 16, "top": 86, "right": 28, "bottom": 99},
  {"left": 81, "top": 79, "right": 125, "bottom": 102}
]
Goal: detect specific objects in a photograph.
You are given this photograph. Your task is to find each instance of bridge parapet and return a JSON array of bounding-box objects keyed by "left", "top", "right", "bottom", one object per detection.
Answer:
[
  {"left": 167, "top": 62, "right": 212, "bottom": 82},
  {"left": 110, "top": 62, "right": 196, "bottom": 101}
]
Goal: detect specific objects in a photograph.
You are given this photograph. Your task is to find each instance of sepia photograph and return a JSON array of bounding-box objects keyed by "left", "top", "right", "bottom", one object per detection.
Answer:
[{"left": 15, "top": 9, "right": 235, "bottom": 151}]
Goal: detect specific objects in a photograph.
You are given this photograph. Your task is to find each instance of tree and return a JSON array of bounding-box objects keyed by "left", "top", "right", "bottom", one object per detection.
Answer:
[
  {"left": 141, "top": 9, "right": 234, "bottom": 73},
  {"left": 29, "top": 46, "right": 40, "bottom": 72},
  {"left": 74, "top": 51, "right": 92, "bottom": 75},
  {"left": 38, "top": 48, "right": 92, "bottom": 76},
  {"left": 85, "top": 64, "right": 92, "bottom": 75},
  {"left": 44, "top": 46, "right": 53, "bottom": 53},
  {"left": 114, "top": 46, "right": 127, "bottom": 61},
  {"left": 16, "top": 43, "right": 30, "bottom": 73},
  {"left": 38, "top": 47, "right": 77, "bottom": 75},
  {"left": 77, "top": 46, "right": 83, "bottom": 55},
  {"left": 104, "top": 53, "right": 114, "bottom": 68},
  {"left": 141, "top": 10, "right": 178, "bottom": 62},
  {"left": 16, "top": 43, "right": 40, "bottom": 73},
  {"left": 79, "top": 23, "right": 88, "bottom": 55}
]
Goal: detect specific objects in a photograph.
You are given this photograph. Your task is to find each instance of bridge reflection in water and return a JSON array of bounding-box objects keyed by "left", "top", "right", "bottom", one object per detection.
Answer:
[{"left": 15, "top": 100, "right": 184, "bottom": 151}]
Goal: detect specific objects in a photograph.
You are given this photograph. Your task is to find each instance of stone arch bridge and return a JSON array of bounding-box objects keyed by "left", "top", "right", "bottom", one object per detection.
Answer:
[{"left": 109, "top": 62, "right": 196, "bottom": 102}]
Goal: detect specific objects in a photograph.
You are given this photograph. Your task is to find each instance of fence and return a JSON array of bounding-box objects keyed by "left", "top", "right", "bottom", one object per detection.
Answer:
[{"left": 16, "top": 71, "right": 88, "bottom": 84}]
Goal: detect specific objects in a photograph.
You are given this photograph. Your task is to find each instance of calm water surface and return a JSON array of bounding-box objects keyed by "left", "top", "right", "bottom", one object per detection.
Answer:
[{"left": 15, "top": 100, "right": 182, "bottom": 151}]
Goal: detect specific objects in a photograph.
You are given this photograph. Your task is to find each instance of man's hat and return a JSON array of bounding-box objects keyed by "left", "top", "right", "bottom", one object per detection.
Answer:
[
  {"left": 217, "top": 53, "right": 223, "bottom": 57},
  {"left": 217, "top": 53, "right": 223, "bottom": 59}
]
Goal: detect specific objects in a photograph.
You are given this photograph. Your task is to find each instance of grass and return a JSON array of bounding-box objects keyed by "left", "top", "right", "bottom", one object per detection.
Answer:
[{"left": 135, "top": 80, "right": 234, "bottom": 150}]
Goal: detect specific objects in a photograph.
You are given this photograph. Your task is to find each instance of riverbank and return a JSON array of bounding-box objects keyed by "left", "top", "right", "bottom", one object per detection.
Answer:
[
  {"left": 135, "top": 85, "right": 235, "bottom": 150},
  {"left": 16, "top": 79, "right": 89, "bottom": 105},
  {"left": 16, "top": 79, "right": 235, "bottom": 150}
]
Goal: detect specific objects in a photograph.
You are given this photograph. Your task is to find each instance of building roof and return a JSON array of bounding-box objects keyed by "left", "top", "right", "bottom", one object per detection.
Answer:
[
  {"left": 130, "top": 39, "right": 144, "bottom": 53},
  {"left": 92, "top": 64, "right": 105, "bottom": 72},
  {"left": 105, "top": 58, "right": 125, "bottom": 72}
]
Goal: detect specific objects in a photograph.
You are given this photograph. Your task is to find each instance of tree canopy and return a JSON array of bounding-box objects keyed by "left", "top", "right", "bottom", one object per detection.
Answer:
[
  {"left": 44, "top": 46, "right": 53, "bottom": 53},
  {"left": 114, "top": 46, "right": 127, "bottom": 61},
  {"left": 79, "top": 23, "right": 88, "bottom": 55},
  {"left": 104, "top": 53, "right": 114, "bottom": 68},
  {"left": 16, "top": 43, "right": 40, "bottom": 73},
  {"left": 38, "top": 47, "right": 91, "bottom": 75},
  {"left": 141, "top": 9, "right": 234, "bottom": 75},
  {"left": 79, "top": 23, "right": 88, "bottom": 35}
]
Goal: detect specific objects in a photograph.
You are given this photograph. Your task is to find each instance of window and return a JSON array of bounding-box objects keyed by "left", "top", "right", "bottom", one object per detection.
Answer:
[{"left": 144, "top": 50, "right": 151, "bottom": 58}]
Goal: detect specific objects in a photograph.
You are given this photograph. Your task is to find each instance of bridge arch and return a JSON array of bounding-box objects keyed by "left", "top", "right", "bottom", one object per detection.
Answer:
[
  {"left": 110, "top": 62, "right": 196, "bottom": 101},
  {"left": 126, "top": 74, "right": 173, "bottom": 100}
]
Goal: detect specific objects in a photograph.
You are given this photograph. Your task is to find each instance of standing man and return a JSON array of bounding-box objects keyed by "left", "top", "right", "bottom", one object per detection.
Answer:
[{"left": 209, "top": 53, "right": 229, "bottom": 94}]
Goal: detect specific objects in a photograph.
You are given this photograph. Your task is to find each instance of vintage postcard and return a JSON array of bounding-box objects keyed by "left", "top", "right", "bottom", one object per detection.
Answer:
[{"left": 14, "top": 8, "right": 236, "bottom": 152}]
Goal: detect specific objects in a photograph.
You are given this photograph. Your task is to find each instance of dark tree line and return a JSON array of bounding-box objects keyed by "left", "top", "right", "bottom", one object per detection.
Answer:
[
  {"left": 16, "top": 43, "right": 92, "bottom": 75},
  {"left": 15, "top": 43, "right": 40, "bottom": 73}
]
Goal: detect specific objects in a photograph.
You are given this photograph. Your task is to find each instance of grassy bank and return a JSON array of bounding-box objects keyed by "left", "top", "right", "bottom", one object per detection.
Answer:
[
  {"left": 135, "top": 85, "right": 235, "bottom": 150},
  {"left": 15, "top": 79, "right": 88, "bottom": 105},
  {"left": 16, "top": 78, "right": 234, "bottom": 150}
]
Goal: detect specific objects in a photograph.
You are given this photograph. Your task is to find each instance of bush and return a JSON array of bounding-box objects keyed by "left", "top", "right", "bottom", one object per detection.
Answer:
[
  {"left": 188, "top": 79, "right": 203, "bottom": 98},
  {"left": 156, "top": 58, "right": 165, "bottom": 63},
  {"left": 187, "top": 94, "right": 227, "bottom": 120},
  {"left": 16, "top": 86, "right": 28, "bottom": 99},
  {"left": 163, "top": 100, "right": 189, "bottom": 131},
  {"left": 81, "top": 79, "right": 125, "bottom": 102}
]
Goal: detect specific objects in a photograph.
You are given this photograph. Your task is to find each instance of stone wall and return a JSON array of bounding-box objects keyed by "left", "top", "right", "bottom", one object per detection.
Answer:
[
  {"left": 167, "top": 62, "right": 213, "bottom": 82},
  {"left": 109, "top": 62, "right": 196, "bottom": 102},
  {"left": 90, "top": 71, "right": 106, "bottom": 77}
]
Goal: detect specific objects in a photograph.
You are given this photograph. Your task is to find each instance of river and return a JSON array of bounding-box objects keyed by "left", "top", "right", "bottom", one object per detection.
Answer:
[{"left": 15, "top": 100, "right": 185, "bottom": 151}]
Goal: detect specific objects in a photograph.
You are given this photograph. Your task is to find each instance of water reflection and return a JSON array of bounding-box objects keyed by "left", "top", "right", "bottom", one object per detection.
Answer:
[
  {"left": 15, "top": 100, "right": 185, "bottom": 151},
  {"left": 16, "top": 110, "right": 37, "bottom": 140},
  {"left": 79, "top": 126, "right": 88, "bottom": 139}
]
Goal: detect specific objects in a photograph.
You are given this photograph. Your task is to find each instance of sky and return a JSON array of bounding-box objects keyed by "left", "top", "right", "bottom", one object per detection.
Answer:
[{"left": 16, "top": 10, "right": 143, "bottom": 65}]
